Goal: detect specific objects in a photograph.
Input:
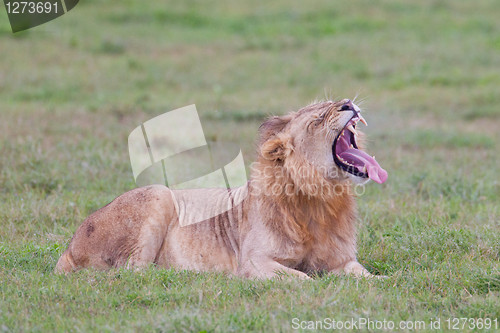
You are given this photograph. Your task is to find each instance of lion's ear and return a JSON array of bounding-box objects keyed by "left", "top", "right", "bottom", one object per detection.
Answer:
[
  {"left": 261, "top": 135, "right": 293, "bottom": 161},
  {"left": 258, "top": 115, "right": 292, "bottom": 145}
]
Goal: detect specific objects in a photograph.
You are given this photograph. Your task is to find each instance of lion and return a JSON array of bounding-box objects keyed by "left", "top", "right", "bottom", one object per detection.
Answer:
[{"left": 55, "top": 99, "right": 388, "bottom": 279}]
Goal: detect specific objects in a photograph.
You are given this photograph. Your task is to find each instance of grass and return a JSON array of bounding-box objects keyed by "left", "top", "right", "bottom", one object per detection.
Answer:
[{"left": 0, "top": 0, "right": 499, "bottom": 331}]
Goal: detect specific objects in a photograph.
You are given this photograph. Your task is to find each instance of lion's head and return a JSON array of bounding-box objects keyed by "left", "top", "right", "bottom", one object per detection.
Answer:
[{"left": 257, "top": 99, "right": 387, "bottom": 197}]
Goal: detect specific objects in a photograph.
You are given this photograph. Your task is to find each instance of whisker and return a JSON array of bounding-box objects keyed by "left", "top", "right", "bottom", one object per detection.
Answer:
[
  {"left": 355, "top": 96, "right": 368, "bottom": 107},
  {"left": 323, "top": 88, "right": 330, "bottom": 101},
  {"left": 353, "top": 92, "right": 360, "bottom": 104}
]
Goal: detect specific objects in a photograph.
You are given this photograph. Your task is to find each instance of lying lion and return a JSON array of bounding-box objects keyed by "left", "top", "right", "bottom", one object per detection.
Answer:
[{"left": 55, "top": 99, "right": 388, "bottom": 279}]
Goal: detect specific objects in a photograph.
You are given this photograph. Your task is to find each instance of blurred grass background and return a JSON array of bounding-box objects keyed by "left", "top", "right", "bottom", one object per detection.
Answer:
[{"left": 0, "top": 0, "right": 499, "bottom": 331}]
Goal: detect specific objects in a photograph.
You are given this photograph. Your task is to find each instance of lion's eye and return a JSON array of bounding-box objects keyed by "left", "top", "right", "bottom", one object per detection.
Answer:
[{"left": 340, "top": 104, "right": 351, "bottom": 111}]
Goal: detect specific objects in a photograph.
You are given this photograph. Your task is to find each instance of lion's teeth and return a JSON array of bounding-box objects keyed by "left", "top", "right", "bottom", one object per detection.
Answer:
[
  {"left": 347, "top": 124, "right": 357, "bottom": 136},
  {"left": 359, "top": 115, "right": 368, "bottom": 126},
  {"left": 362, "top": 166, "right": 367, "bottom": 173},
  {"left": 350, "top": 144, "right": 354, "bottom": 149}
]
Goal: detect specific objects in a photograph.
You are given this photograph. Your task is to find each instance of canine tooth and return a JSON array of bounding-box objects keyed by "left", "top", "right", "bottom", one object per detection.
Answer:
[
  {"left": 359, "top": 115, "right": 368, "bottom": 126},
  {"left": 347, "top": 124, "right": 357, "bottom": 136},
  {"left": 350, "top": 144, "right": 354, "bottom": 149},
  {"left": 362, "top": 166, "right": 367, "bottom": 173}
]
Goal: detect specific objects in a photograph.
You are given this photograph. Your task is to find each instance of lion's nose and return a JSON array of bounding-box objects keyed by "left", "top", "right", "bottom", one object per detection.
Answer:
[{"left": 339, "top": 100, "right": 354, "bottom": 111}]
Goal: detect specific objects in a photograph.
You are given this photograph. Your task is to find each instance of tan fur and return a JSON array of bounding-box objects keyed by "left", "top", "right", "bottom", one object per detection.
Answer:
[{"left": 56, "top": 100, "right": 379, "bottom": 279}]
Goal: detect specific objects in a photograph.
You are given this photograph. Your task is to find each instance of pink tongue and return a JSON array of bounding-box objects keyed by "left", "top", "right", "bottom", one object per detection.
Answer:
[{"left": 339, "top": 148, "right": 388, "bottom": 184}]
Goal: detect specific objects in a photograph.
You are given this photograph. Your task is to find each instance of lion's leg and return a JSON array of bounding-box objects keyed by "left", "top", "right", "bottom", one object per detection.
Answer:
[
  {"left": 55, "top": 185, "right": 177, "bottom": 273},
  {"left": 342, "top": 261, "right": 386, "bottom": 279},
  {"left": 343, "top": 261, "right": 371, "bottom": 277},
  {"left": 54, "top": 245, "right": 111, "bottom": 274},
  {"left": 55, "top": 249, "right": 77, "bottom": 274},
  {"left": 125, "top": 217, "right": 168, "bottom": 270},
  {"left": 239, "top": 259, "right": 311, "bottom": 280}
]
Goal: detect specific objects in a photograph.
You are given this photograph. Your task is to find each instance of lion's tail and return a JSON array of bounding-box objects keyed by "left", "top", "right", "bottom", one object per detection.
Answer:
[{"left": 54, "top": 249, "right": 76, "bottom": 274}]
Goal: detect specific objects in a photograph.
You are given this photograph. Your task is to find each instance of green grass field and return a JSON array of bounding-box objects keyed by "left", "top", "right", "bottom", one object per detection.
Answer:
[{"left": 1, "top": 0, "right": 499, "bottom": 331}]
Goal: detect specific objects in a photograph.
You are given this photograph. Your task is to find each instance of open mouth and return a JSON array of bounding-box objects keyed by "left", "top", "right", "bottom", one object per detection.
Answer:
[{"left": 332, "top": 115, "right": 388, "bottom": 184}]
